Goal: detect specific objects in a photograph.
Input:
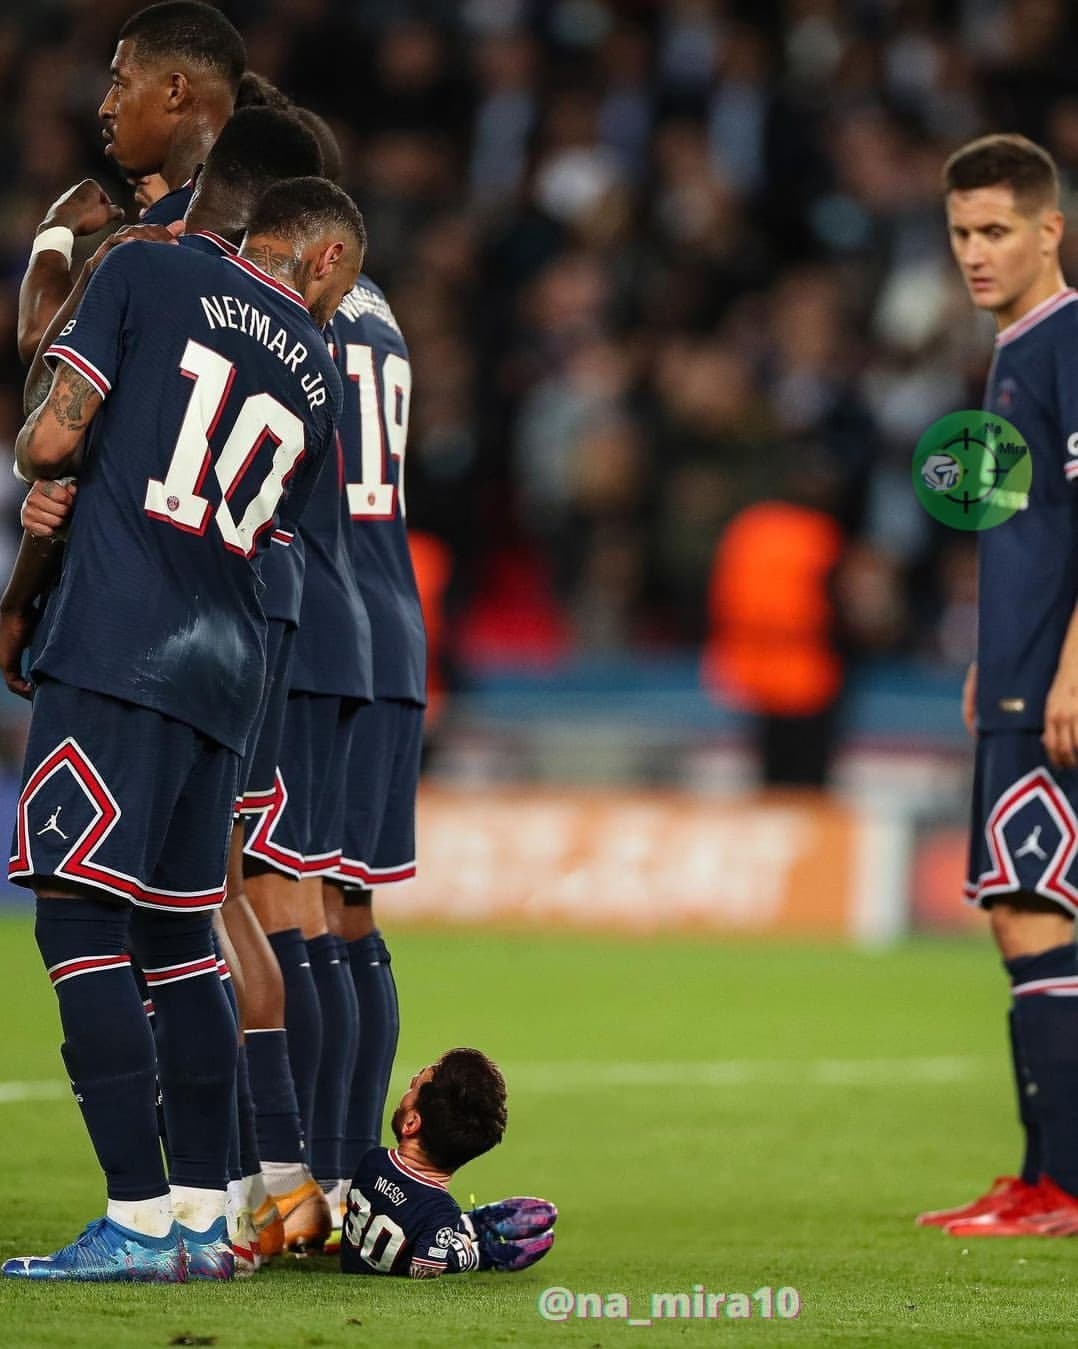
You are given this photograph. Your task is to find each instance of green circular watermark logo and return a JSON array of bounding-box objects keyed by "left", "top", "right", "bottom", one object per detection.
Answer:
[{"left": 912, "top": 411, "right": 1032, "bottom": 531}]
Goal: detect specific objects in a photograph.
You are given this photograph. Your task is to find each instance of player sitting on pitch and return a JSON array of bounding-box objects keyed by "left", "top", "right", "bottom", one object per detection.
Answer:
[{"left": 340, "top": 1048, "right": 556, "bottom": 1279}]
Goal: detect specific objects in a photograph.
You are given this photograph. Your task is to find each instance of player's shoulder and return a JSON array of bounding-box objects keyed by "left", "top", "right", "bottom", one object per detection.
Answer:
[
  {"left": 1002, "top": 289, "right": 1078, "bottom": 355},
  {"left": 332, "top": 274, "right": 408, "bottom": 348}
]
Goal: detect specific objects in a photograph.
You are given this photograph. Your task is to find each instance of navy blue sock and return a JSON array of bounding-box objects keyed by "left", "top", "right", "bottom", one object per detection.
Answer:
[
  {"left": 217, "top": 957, "right": 243, "bottom": 1183},
  {"left": 35, "top": 897, "right": 167, "bottom": 1202},
  {"left": 308, "top": 933, "right": 359, "bottom": 1186},
  {"left": 342, "top": 930, "right": 399, "bottom": 1178},
  {"left": 1008, "top": 1007, "right": 1041, "bottom": 1185},
  {"left": 1007, "top": 944, "right": 1078, "bottom": 1195},
  {"left": 334, "top": 933, "right": 360, "bottom": 1165},
  {"left": 267, "top": 928, "right": 322, "bottom": 1150},
  {"left": 236, "top": 1045, "right": 262, "bottom": 1178},
  {"left": 245, "top": 1028, "right": 305, "bottom": 1164},
  {"left": 132, "top": 960, "right": 169, "bottom": 1164},
  {"left": 129, "top": 908, "right": 237, "bottom": 1192}
]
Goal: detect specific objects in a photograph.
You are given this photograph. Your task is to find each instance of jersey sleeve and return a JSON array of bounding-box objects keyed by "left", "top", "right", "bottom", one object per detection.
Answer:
[
  {"left": 44, "top": 247, "right": 138, "bottom": 399},
  {"left": 407, "top": 1200, "right": 470, "bottom": 1280}
]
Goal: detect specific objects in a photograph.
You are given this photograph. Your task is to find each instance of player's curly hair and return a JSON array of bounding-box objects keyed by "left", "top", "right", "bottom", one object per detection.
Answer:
[
  {"left": 416, "top": 1048, "right": 508, "bottom": 1172},
  {"left": 119, "top": 2, "right": 246, "bottom": 93},
  {"left": 943, "top": 134, "right": 1059, "bottom": 212}
]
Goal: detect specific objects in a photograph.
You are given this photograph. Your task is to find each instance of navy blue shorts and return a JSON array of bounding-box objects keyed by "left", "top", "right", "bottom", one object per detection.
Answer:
[
  {"left": 243, "top": 692, "right": 359, "bottom": 879},
  {"left": 9, "top": 679, "right": 238, "bottom": 911},
  {"left": 329, "top": 698, "right": 423, "bottom": 889},
  {"left": 237, "top": 619, "right": 294, "bottom": 811},
  {"left": 966, "top": 730, "right": 1078, "bottom": 915}
]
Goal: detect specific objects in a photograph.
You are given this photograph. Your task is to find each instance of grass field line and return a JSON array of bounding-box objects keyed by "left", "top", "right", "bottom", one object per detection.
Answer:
[
  {"left": 0, "top": 1081, "right": 68, "bottom": 1104},
  {"left": 401, "top": 1055, "right": 995, "bottom": 1092},
  {"left": 0, "top": 1056, "right": 992, "bottom": 1108}
]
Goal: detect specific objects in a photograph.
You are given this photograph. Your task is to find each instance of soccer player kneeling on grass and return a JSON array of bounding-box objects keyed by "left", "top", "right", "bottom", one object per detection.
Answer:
[{"left": 340, "top": 1049, "right": 556, "bottom": 1279}]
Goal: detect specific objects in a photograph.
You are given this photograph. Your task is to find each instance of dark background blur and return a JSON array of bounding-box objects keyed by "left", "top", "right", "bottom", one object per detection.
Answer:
[{"left": 1, "top": 0, "right": 1073, "bottom": 791}]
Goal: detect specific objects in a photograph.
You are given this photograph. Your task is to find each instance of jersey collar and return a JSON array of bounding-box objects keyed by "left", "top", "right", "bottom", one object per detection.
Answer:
[
  {"left": 995, "top": 287, "right": 1078, "bottom": 348},
  {"left": 190, "top": 229, "right": 238, "bottom": 255},
  {"left": 387, "top": 1148, "right": 449, "bottom": 1190},
  {"left": 225, "top": 253, "right": 309, "bottom": 313}
]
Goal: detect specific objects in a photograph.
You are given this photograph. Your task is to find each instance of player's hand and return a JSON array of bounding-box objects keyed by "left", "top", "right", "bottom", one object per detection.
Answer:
[
  {"left": 20, "top": 479, "right": 76, "bottom": 540},
  {"left": 962, "top": 661, "right": 977, "bottom": 738},
  {"left": 1043, "top": 671, "right": 1078, "bottom": 770},
  {"left": 85, "top": 220, "right": 185, "bottom": 274},
  {"left": 465, "top": 1197, "right": 557, "bottom": 1273},
  {"left": 41, "top": 180, "right": 124, "bottom": 238},
  {"left": 0, "top": 607, "right": 35, "bottom": 700}
]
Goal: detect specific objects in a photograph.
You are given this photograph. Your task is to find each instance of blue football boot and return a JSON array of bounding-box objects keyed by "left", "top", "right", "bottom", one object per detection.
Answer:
[
  {"left": 178, "top": 1216, "right": 234, "bottom": 1281},
  {"left": 2, "top": 1217, "right": 185, "bottom": 1282}
]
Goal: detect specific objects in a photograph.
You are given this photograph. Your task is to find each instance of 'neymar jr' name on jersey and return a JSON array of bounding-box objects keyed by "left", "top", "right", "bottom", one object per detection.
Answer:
[{"left": 199, "top": 294, "right": 330, "bottom": 409}]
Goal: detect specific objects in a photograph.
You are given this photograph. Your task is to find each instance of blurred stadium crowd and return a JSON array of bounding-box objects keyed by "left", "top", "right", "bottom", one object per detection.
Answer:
[{"left": 0, "top": 0, "right": 1074, "bottom": 690}]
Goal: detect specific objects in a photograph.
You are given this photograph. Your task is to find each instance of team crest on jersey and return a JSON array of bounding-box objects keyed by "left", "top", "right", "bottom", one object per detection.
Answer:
[{"left": 994, "top": 378, "right": 1017, "bottom": 413}]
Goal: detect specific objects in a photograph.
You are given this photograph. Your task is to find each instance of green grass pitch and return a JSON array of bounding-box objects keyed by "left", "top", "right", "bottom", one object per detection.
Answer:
[{"left": 1, "top": 914, "right": 1077, "bottom": 1346}]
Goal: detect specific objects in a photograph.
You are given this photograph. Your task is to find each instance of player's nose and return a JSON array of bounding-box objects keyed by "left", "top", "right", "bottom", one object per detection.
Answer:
[{"left": 98, "top": 88, "right": 116, "bottom": 122}]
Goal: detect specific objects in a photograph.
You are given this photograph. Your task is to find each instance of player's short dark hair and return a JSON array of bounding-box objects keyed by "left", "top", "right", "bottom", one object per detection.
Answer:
[
  {"left": 201, "top": 108, "right": 323, "bottom": 197},
  {"left": 293, "top": 107, "right": 343, "bottom": 185},
  {"left": 416, "top": 1048, "right": 508, "bottom": 1172},
  {"left": 943, "top": 134, "right": 1059, "bottom": 213},
  {"left": 247, "top": 176, "right": 366, "bottom": 256},
  {"left": 119, "top": 2, "right": 246, "bottom": 93},
  {"left": 235, "top": 70, "right": 291, "bottom": 111}
]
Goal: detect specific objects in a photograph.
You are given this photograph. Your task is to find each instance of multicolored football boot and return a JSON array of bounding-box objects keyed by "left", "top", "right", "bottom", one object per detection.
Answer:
[
  {"left": 178, "top": 1216, "right": 234, "bottom": 1280},
  {"left": 1, "top": 1217, "right": 185, "bottom": 1282}
]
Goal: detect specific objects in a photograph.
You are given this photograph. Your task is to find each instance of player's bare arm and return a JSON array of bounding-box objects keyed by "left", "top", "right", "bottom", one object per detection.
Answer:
[
  {"left": 17, "top": 180, "right": 124, "bottom": 367},
  {"left": 24, "top": 220, "right": 182, "bottom": 416},
  {"left": 962, "top": 661, "right": 977, "bottom": 738},
  {"left": 1044, "top": 609, "right": 1078, "bottom": 770},
  {"left": 15, "top": 364, "right": 102, "bottom": 481},
  {"left": 0, "top": 532, "right": 64, "bottom": 700}
]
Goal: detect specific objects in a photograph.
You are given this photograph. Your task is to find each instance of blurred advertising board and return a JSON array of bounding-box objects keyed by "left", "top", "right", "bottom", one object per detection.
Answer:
[{"left": 390, "top": 786, "right": 910, "bottom": 945}]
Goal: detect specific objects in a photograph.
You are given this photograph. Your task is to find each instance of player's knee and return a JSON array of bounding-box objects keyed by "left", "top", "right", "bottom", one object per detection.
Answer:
[
  {"left": 128, "top": 906, "right": 215, "bottom": 967},
  {"left": 988, "top": 893, "right": 1074, "bottom": 959}
]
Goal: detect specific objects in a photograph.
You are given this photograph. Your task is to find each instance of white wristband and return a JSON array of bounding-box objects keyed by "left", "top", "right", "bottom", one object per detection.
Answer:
[{"left": 30, "top": 226, "right": 75, "bottom": 267}]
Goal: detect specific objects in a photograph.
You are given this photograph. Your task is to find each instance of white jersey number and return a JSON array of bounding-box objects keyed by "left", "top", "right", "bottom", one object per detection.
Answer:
[
  {"left": 344, "top": 1188, "right": 407, "bottom": 1273},
  {"left": 343, "top": 343, "right": 412, "bottom": 520},
  {"left": 145, "top": 340, "right": 305, "bottom": 557}
]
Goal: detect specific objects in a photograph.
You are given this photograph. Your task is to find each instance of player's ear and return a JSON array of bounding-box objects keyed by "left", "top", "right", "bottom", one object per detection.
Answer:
[
  {"left": 399, "top": 1107, "right": 422, "bottom": 1139},
  {"left": 165, "top": 69, "right": 190, "bottom": 112},
  {"left": 313, "top": 240, "right": 345, "bottom": 280},
  {"left": 1040, "top": 208, "right": 1064, "bottom": 255}
]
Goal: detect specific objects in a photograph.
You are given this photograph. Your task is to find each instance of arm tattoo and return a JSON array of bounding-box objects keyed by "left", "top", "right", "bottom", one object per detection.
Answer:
[
  {"left": 24, "top": 366, "right": 52, "bottom": 416},
  {"left": 50, "top": 364, "right": 97, "bottom": 432},
  {"left": 244, "top": 243, "right": 299, "bottom": 286}
]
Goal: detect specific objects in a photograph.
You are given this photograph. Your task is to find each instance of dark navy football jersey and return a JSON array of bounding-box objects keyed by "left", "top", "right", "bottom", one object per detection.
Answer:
[
  {"left": 37, "top": 240, "right": 342, "bottom": 755},
  {"left": 140, "top": 181, "right": 193, "bottom": 226},
  {"left": 340, "top": 1147, "right": 479, "bottom": 1278},
  {"left": 329, "top": 278, "right": 426, "bottom": 704},
  {"left": 978, "top": 289, "right": 1078, "bottom": 732},
  {"left": 181, "top": 232, "right": 307, "bottom": 627},
  {"left": 287, "top": 426, "right": 372, "bottom": 698}
]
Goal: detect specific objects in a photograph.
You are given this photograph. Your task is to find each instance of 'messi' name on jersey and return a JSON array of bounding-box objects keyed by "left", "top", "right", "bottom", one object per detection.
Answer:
[
  {"left": 199, "top": 294, "right": 329, "bottom": 407},
  {"left": 374, "top": 1176, "right": 407, "bottom": 1207}
]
